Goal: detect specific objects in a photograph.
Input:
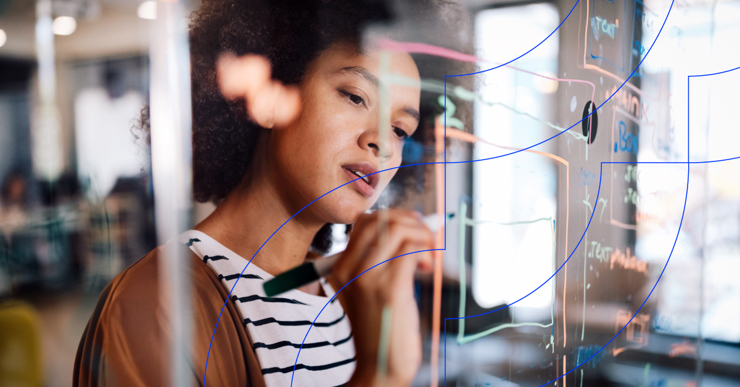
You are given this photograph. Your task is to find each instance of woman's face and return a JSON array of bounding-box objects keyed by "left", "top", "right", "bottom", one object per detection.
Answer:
[{"left": 267, "top": 43, "right": 421, "bottom": 224}]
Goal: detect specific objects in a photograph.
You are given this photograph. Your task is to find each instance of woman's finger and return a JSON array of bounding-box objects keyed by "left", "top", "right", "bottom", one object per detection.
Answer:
[
  {"left": 354, "top": 217, "right": 433, "bottom": 275},
  {"left": 414, "top": 249, "right": 435, "bottom": 274},
  {"left": 341, "top": 211, "right": 429, "bottom": 269},
  {"left": 388, "top": 241, "right": 426, "bottom": 283}
]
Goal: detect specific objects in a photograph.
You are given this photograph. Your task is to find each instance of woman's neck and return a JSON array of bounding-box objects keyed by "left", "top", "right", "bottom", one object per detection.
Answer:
[{"left": 194, "top": 171, "right": 324, "bottom": 277}]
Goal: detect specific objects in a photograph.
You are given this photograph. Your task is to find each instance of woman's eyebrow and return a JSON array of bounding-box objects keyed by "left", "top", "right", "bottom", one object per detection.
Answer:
[
  {"left": 402, "top": 107, "right": 420, "bottom": 122},
  {"left": 334, "top": 66, "right": 379, "bottom": 88}
]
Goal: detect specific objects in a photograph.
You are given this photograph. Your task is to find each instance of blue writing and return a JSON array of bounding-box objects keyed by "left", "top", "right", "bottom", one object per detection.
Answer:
[
  {"left": 575, "top": 345, "right": 607, "bottom": 368},
  {"left": 633, "top": 40, "right": 646, "bottom": 56},
  {"left": 575, "top": 167, "right": 596, "bottom": 190},
  {"left": 635, "top": 7, "right": 654, "bottom": 29},
  {"left": 614, "top": 121, "right": 638, "bottom": 155},
  {"left": 652, "top": 313, "right": 672, "bottom": 332},
  {"left": 649, "top": 379, "right": 669, "bottom": 387}
]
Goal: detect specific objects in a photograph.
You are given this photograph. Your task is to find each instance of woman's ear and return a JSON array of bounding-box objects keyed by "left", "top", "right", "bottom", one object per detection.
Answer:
[{"left": 217, "top": 53, "right": 301, "bottom": 129}]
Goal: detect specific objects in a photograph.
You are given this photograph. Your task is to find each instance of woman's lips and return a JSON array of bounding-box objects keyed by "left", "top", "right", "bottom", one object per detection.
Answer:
[{"left": 342, "top": 167, "right": 375, "bottom": 197}]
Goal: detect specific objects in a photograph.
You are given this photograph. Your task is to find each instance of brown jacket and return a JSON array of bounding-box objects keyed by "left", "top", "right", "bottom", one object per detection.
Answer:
[{"left": 74, "top": 246, "right": 267, "bottom": 387}]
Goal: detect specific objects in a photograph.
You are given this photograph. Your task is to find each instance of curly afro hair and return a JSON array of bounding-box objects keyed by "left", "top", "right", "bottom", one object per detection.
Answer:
[{"left": 138, "top": 0, "right": 475, "bottom": 253}]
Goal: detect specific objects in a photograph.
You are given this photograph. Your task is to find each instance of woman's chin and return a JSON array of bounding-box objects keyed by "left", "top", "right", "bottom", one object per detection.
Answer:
[
  {"left": 327, "top": 207, "right": 367, "bottom": 225},
  {"left": 319, "top": 198, "right": 371, "bottom": 225},
  {"left": 308, "top": 185, "right": 378, "bottom": 224}
]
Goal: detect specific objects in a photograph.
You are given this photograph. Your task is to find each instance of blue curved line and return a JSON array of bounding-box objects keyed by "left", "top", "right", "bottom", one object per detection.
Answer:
[
  {"left": 447, "top": 159, "right": 604, "bottom": 324},
  {"left": 441, "top": 158, "right": 610, "bottom": 387},
  {"left": 203, "top": 169, "right": 380, "bottom": 385},
  {"left": 203, "top": 160, "right": 457, "bottom": 385},
  {"left": 442, "top": 0, "right": 675, "bottom": 381},
  {"left": 447, "top": 0, "right": 580, "bottom": 78},
  {"left": 442, "top": 0, "right": 675, "bottom": 168},
  {"left": 204, "top": 0, "right": 680, "bottom": 383},
  {"left": 605, "top": 158, "right": 740, "bottom": 164},
  {"left": 440, "top": 0, "right": 675, "bottom": 327},
  {"left": 205, "top": 1, "right": 583, "bottom": 384},
  {"left": 208, "top": 0, "right": 666, "bottom": 381},
  {"left": 443, "top": 160, "right": 686, "bottom": 386},
  {"left": 289, "top": 1, "right": 581, "bottom": 383},
  {"left": 288, "top": 248, "right": 442, "bottom": 386},
  {"left": 445, "top": 67, "right": 740, "bottom": 387},
  {"left": 441, "top": 161, "right": 610, "bottom": 382},
  {"left": 691, "top": 155, "right": 740, "bottom": 164},
  {"left": 545, "top": 160, "right": 688, "bottom": 386},
  {"left": 535, "top": 74, "right": 694, "bottom": 387},
  {"left": 442, "top": 0, "right": 677, "bottom": 383},
  {"left": 541, "top": 65, "right": 740, "bottom": 386},
  {"left": 539, "top": 65, "right": 740, "bottom": 387},
  {"left": 689, "top": 65, "right": 740, "bottom": 78}
]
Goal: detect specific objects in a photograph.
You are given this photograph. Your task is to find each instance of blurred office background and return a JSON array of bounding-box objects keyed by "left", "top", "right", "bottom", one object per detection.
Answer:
[{"left": 0, "top": 1, "right": 160, "bottom": 385}]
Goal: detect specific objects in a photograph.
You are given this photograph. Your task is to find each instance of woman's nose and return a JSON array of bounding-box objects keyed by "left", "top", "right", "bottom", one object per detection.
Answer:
[{"left": 359, "top": 125, "right": 396, "bottom": 161}]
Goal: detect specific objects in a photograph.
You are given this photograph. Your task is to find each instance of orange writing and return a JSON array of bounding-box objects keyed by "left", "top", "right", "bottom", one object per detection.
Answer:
[
  {"left": 610, "top": 248, "right": 647, "bottom": 274},
  {"left": 669, "top": 341, "right": 697, "bottom": 358},
  {"left": 613, "top": 309, "right": 650, "bottom": 356}
]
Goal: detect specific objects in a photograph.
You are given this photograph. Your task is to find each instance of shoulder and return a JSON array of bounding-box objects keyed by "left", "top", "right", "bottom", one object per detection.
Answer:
[
  {"left": 96, "top": 241, "right": 254, "bottom": 351},
  {"left": 83, "top": 245, "right": 202, "bottom": 347},
  {"left": 105, "top": 248, "right": 161, "bottom": 310},
  {"left": 75, "top": 244, "right": 258, "bottom": 386},
  {"left": 77, "top": 244, "right": 226, "bottom": 356},
  {"left": 104, "top": 244, "right": 221, "bottom": 313}
]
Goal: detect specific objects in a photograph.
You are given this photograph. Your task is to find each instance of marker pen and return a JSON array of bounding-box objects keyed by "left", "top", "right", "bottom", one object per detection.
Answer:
[{"left": 263, "top": 212, "right": 452, "bottom": 297}]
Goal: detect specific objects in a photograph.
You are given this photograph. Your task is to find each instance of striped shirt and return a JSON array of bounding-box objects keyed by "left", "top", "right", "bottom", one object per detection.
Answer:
[{"left": 179, "top": 230, "right": 356, "bottom": 386}]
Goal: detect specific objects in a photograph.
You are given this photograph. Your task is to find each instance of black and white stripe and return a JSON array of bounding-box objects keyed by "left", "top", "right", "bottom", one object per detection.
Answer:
[
  {"left": 261, "top": 357, "right": 356, "bottom": 375},
  {"left": 231, "top": 294, "right": 308, "bottom": 306},
  {"left": 180, "top": 230, "right": 356, "bottom": 387},
  {"left": 252, "top": 331, "right": 353, "bottom": 351},
  {"left": 243, "top": 312, "right": 346, "bottom": 328},
  {"left": 202, "top": 254, "right": 229, "bottom": 262},
  {"left": 217, "top": 273, "right": 262, "bottom": 281}
]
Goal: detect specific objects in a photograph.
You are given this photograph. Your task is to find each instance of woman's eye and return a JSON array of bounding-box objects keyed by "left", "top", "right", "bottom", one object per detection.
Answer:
[
  {"left": 341, "top": 90, "right": 365, "bottom": 106},
  {"left": 393, "top": 127, "right": 409, "bottom": 139}
]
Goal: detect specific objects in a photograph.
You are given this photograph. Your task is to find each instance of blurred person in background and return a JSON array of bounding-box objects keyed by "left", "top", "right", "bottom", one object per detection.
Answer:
[
  {"left": 73, "top": 0, "right": 472, "bottom": 386},
  {"left": 0, "top": 168, "right": 31, "bottom": 293},
  {"left": 0, "top": 168, "right": 30, "bottom": 238}
]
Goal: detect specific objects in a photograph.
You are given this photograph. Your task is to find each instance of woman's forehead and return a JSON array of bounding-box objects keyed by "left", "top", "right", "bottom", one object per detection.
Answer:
[{"left": 312, "top": 43, "right": 420, "bottom": 84}]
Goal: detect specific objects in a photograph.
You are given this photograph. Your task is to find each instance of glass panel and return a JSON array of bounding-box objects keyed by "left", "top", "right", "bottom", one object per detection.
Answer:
[{"left": 1, "top": 1, "right": 739, "bottom": 386}]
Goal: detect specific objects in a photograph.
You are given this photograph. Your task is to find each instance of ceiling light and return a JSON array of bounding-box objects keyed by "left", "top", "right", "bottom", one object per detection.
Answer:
[
  {"left": 0, "top": 30, "right": 6, "bottom": 48},
  {"left": 52, "top": 16, "right": 77, "bottom": 36},
  {"left": 137, "top": 1, "right": 157, "bottom": 20}
]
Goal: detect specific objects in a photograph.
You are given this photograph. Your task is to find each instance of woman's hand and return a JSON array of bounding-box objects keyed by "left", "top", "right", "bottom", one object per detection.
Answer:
[{"left": 328, "top": 209, "right": 435, "bottom": 387}]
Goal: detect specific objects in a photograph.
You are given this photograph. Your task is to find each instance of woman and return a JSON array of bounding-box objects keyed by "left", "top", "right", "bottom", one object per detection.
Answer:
[{"left": 74, "top": 1, "right": 472, "bottom": 386}]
